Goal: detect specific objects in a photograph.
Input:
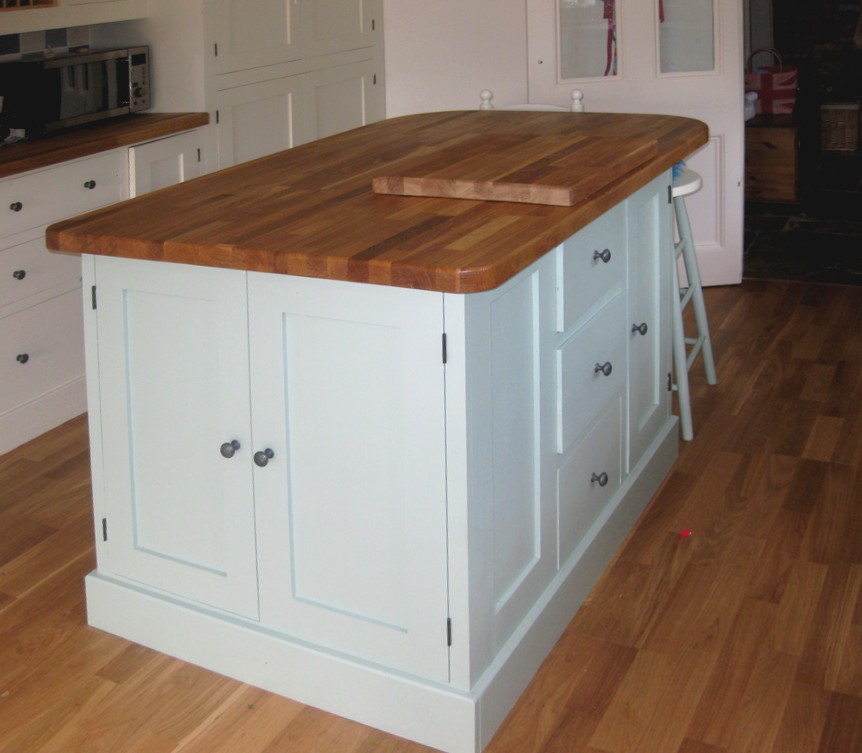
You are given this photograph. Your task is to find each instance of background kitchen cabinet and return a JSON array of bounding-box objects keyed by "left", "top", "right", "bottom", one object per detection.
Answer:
[
  {"left": 129, "top": 130, "right": 204, "bottom": 196},
  {"left": 0, "top": 0, "right": 144, "bottom": 34},
  {"left": 102, "top": 0, "right": 385, "bottom": 170}
]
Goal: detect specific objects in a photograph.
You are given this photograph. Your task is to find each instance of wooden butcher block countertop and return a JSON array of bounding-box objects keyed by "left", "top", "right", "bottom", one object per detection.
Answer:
[
  {"left": 0, "top": 113, "right": 209, "bottom": 180},
  {"left": 47, "top": 110, "right": 707, "bottom": 294}
]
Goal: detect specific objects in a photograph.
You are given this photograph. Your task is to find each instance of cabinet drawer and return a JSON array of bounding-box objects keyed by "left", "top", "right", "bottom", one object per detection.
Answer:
[
  {"left": 1, "top": 151, "right": 124, "bottom": 240},
  {"left": 556, "top": 203, "right": 626, "bottom": 333},
  {"left": 0, "top": 288, "right": 85, "bottom": 418},
  {"left": 557, "top": 396, "right": 623, "bottom": 568},
  {"left": 1, "top": 235, "right": 81, "bottom": 309},
  {"left": 557, "top": 292, "right": 626, "bottom": 454}
]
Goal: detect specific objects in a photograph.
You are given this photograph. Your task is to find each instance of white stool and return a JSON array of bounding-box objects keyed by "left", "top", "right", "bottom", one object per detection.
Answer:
[{"left": 671, "top": 167, "right": 717, "bottom": 441}]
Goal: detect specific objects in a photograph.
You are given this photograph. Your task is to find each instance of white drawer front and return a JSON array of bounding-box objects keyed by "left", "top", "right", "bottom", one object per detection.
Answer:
[
  {"left": 1, "top": 151, "right": 124, "bottom": 240},
  {"left": 557, "top": 396, "right": 623, "bottom": 568},
  {"left": 0, "top": 288, "right": 85, "bottom": 417},
  {"left": 556, "top": 203, "right": 626, "bottom": 334},
  {"left": 557, "top": 292, "right": 626, "bottom": 454},
  {"left": 1, "top": 235, "right": 80, "bottom": 309}
]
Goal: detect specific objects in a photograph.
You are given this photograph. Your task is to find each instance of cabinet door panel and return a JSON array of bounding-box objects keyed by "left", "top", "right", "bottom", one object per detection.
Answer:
[
  {"left": 95, "top": 258, "right": 258, "bottom": 619},
  {"left": 626, "top": 174, "right": 672, "bottom": 470},
  {"left": 129, "top": 131, "right": 203, "bottom": 197},
  {"left": 214, "top": 0, "right": 300, "bottom": 73},
  {"left": 248, "top": 272, "right": 449, "bottom": 682},
  {"left": 301, "top": 61, "right": 381, "bottom": 143},
  {"left": 216, "top": 78, "right": 303, "bottom": 168},
  {"left": 301, "top": 0, "right": 378, "bottom": 57}
]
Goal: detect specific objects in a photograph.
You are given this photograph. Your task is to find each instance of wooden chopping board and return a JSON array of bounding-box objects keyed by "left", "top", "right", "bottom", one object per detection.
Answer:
[{"left": 372, "top": 132, "right": 659, "bottom": 207}]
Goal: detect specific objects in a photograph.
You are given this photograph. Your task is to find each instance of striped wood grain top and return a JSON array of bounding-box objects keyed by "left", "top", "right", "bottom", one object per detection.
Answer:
[{"left": 46, "top": 111, "right": 707, "bottom": 293}]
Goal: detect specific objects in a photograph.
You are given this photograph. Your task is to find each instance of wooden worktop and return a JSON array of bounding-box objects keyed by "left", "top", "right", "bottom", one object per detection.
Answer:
[
  {"left": 47, "top": 110, "right": 707, "bottom": 294},
  {"left": 0, "top": 112, "right": 209, "bottom": 180}
]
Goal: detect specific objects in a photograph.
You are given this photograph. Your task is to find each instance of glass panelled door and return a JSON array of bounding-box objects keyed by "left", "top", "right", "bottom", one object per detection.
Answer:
[{"left": 529, "top": 0, "right": 744, "bottom": 286}]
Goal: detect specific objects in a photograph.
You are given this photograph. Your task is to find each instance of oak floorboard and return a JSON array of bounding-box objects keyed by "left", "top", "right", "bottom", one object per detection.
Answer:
[{"left": 1, "top": 279, "right": 861, "bottom": 753}]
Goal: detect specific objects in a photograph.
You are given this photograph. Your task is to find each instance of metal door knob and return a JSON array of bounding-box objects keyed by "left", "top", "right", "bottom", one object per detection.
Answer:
[
  {"left": 16, "top": 353, "right": 30, "bottom": 364},
  {"left": 9, "top": 201, "right": 23, "bottom": 212},
  {"left": 591, "top": 472, "right": 609, "bottom": 487},
  {"left": 632, "top": 322, "right": 648, "bottom": 336},
  {"left": 592, "top": 248, "right": 611, "bottom": 264},
  {"left": 594, "top": 361, "right": 613, "bottom": 377},
  {"left": 254, "top": 448, "right": 275, "bottom": 467},
  {"left": 220, "top": 439, "right": 241, "bottom": 459},
  {"left": 13, "top": 269, "right": 26, "bottom": 280},
  {"left": 84, "top": 180, "right": 96, "bottom": 189}
]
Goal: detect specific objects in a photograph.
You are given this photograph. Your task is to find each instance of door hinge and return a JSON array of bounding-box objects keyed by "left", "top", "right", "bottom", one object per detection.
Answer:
[
  {"left": 372, "top": 18, "right": 376, "bottom": 31},
  {"left": 197, "top": 148, "right": 202, "bottom": 163},
  {"left": 373, "top": 73, "right": 377, "bottom": 85},
  {"left": 668, "top": 185, "right": 673, "bottom": 204},
  {"left": 667, "top": 372, "right": 673, "bottom": 391},
  {"left": 101, "top": 518, "right": 108, "bottom": 542},
  {"left": 214, "top": 42, "right": 218, "bottom": 57},
  {"left": 91, "top": 285, "right": 97, "bottom": 310},
  {"left": 447, "top": 617, "right": 452, "bottom": 646},
  {"left": 442, "top": 333, "right": 448, "bottom": 364},
  {"left": 215, "top": 110, "right": 220, "bottom": 124}
]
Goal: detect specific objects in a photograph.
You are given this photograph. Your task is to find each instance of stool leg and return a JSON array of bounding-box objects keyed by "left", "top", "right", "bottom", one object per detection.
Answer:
[
  {"left": 673, "top": 196, "right": 717, "bottom": 386},
  {"left": 671, "top": 250, "right": 694, "bottom": 441}
]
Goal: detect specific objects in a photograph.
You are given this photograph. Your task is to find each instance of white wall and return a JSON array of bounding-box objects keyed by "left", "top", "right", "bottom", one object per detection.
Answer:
[{"left": 383, "top": 0, "right": 529, "bottom": 116}]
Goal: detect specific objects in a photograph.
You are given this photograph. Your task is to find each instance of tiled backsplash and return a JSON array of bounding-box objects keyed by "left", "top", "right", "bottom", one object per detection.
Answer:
[{"left": 0, "top": 25, "right": 90, "bottom": 59}]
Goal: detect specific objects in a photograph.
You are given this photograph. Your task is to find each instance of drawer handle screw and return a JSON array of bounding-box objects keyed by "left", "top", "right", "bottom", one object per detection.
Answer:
[
  {"left": 593, "top": 248, "right": 611, "bottom": 264},
  {"left": 254, "top": 448, "right": 275, "bottom": 467},
  {"left": 16, "top": 353, "right": 30, "bottom": 364},
  {"left": 220, "top": 439, "right": 241, "bottom": 459},
  {"left": 594, "top": 361, "right": 613, "bottom": 377},
  {"left": 591, "top": 472, "right": 609, "bottom": 487},
  {"left": 9, "top": 201, "right": 23, "bottom": 212},
  {"left": 632, "top": 322, "right": 648, "bottom": 336},
  {"left": 13, "top": 270, "right": 27, "bottom": 280},
  {"left": 84, "top": 180, "right": 97, "bottom": 189}
]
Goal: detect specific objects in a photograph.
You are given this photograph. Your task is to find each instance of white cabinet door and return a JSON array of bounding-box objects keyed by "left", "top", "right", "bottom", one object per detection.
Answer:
[
  {"left": 626, "top": 174, "right": 672, "bottom": 470},
  {"left": 301, "top": 60, "right": 381, "bottom": 143},
  {"left": 216, "top": 77, "right": 304, "bottom": 167},
  {"left": 301, "top": 0, "right": 379, "bottom": 57},
  {"left": 214, "top": 0, "right": 301, "bottom": 74},
  {"left": 128, "top": 131, "right": 203, "bottom": 197},
  {"left": 247, "top": 272, "right": 451, "bottom": 682},
  {"left": 94, "top": 257, "right": 259, "bottom": 620}
]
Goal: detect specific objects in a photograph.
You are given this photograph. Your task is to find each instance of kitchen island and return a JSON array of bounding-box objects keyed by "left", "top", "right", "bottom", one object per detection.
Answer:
[{"left": 47, "top": 110, "right": 707, "bottom": 753}]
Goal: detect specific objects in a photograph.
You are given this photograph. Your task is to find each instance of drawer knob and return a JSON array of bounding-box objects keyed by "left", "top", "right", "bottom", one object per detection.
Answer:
[
  {"left": 16, "top": 353, "right": 30, "bottom": 364},
  {"left": 9, "top": 201, "right": 23, "bottom": 212},
  {"left": 591, "top": 471, "right": 609, "bottom": 487},
  {"left": 632, "top": 322, "right": 648, "bottom": 336},
  {"left": 13, "top": 269, "right": 27, "bottom": 280},
  {"left": 592, "top": 248, "right": 611, "bottom": 264},
  {"left": 254, "top": 448, "right": 275, "bottom": 467},
  {"left": 84, "top": 180, "right": 97, "bottom": 190},
  {"left": 594, "top": 361, "right": 613, "bottom": 377},
  {"left": 220, "top": 439, "right": 241, "bottom": 459}
]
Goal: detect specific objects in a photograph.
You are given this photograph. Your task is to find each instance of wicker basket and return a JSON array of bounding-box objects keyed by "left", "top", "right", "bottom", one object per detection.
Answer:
[{"left": 820, "top": 102, "right": 860, "bottom": 152}]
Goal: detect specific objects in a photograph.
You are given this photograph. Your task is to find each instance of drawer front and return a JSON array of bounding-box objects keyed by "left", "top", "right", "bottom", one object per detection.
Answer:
[
  {"left": 558, "top": 396, "right": 623, "bottom": 568},
  {"left": 1, "top": 151, "right": 124, "bottom": 240},
  {"left": 1, "top": 235, "right": 81, "bottom": 309},
  {"left": 556, "top": 202, "right": 626, "bottom": 333},
  {"left": 0, "top": 288, "right": 85, "bottom": 417},
  {"left": 557, "top": 292, "right": 626, "bottom": 454}
]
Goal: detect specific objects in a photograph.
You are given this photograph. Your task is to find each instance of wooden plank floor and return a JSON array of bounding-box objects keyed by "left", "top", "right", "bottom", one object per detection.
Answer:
[{"left": 2, "top": 278, "right": 861, "bottom": 753}]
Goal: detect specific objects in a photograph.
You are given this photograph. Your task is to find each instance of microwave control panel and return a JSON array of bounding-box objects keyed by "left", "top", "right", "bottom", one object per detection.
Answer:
[{"left": 129, "top": 46, "right": 150, "bottom": 112}]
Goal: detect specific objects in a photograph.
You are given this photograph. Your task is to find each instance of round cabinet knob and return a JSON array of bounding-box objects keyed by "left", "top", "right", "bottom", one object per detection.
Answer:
[
  {"left": 83, "top": 180, "right": 97, "bottom": 189},
  {"left": 591, "top": 472, "right": 609, "bottom": 487},
  {"left": 632, "top": 322, "right": 649, "bottom": 336},
  {"left": 253, "top": 448, "right": 275, "bottom": 467},
  {"left": 592, "top": 248, "right": 611, "bottom": 264},
  {"left": 16, "top": 353, "right": 30, "bottom": 364},
  {"left": 220, "top": 439, "right": 241, "bottom": 459},
  {"left": 13, "top": 269, "right": 27, "bottom": 280},
  {"left": 9, "top": 201, "right": 23, "bottom": 212},
  {"left": 594, "top": 361, "right": 613, "bottom": 377}
]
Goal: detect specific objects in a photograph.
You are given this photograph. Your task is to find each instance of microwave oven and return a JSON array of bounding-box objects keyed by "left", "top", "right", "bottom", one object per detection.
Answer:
[{"left": 0, "top": 46, "right": 150, "bottom": 137}]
